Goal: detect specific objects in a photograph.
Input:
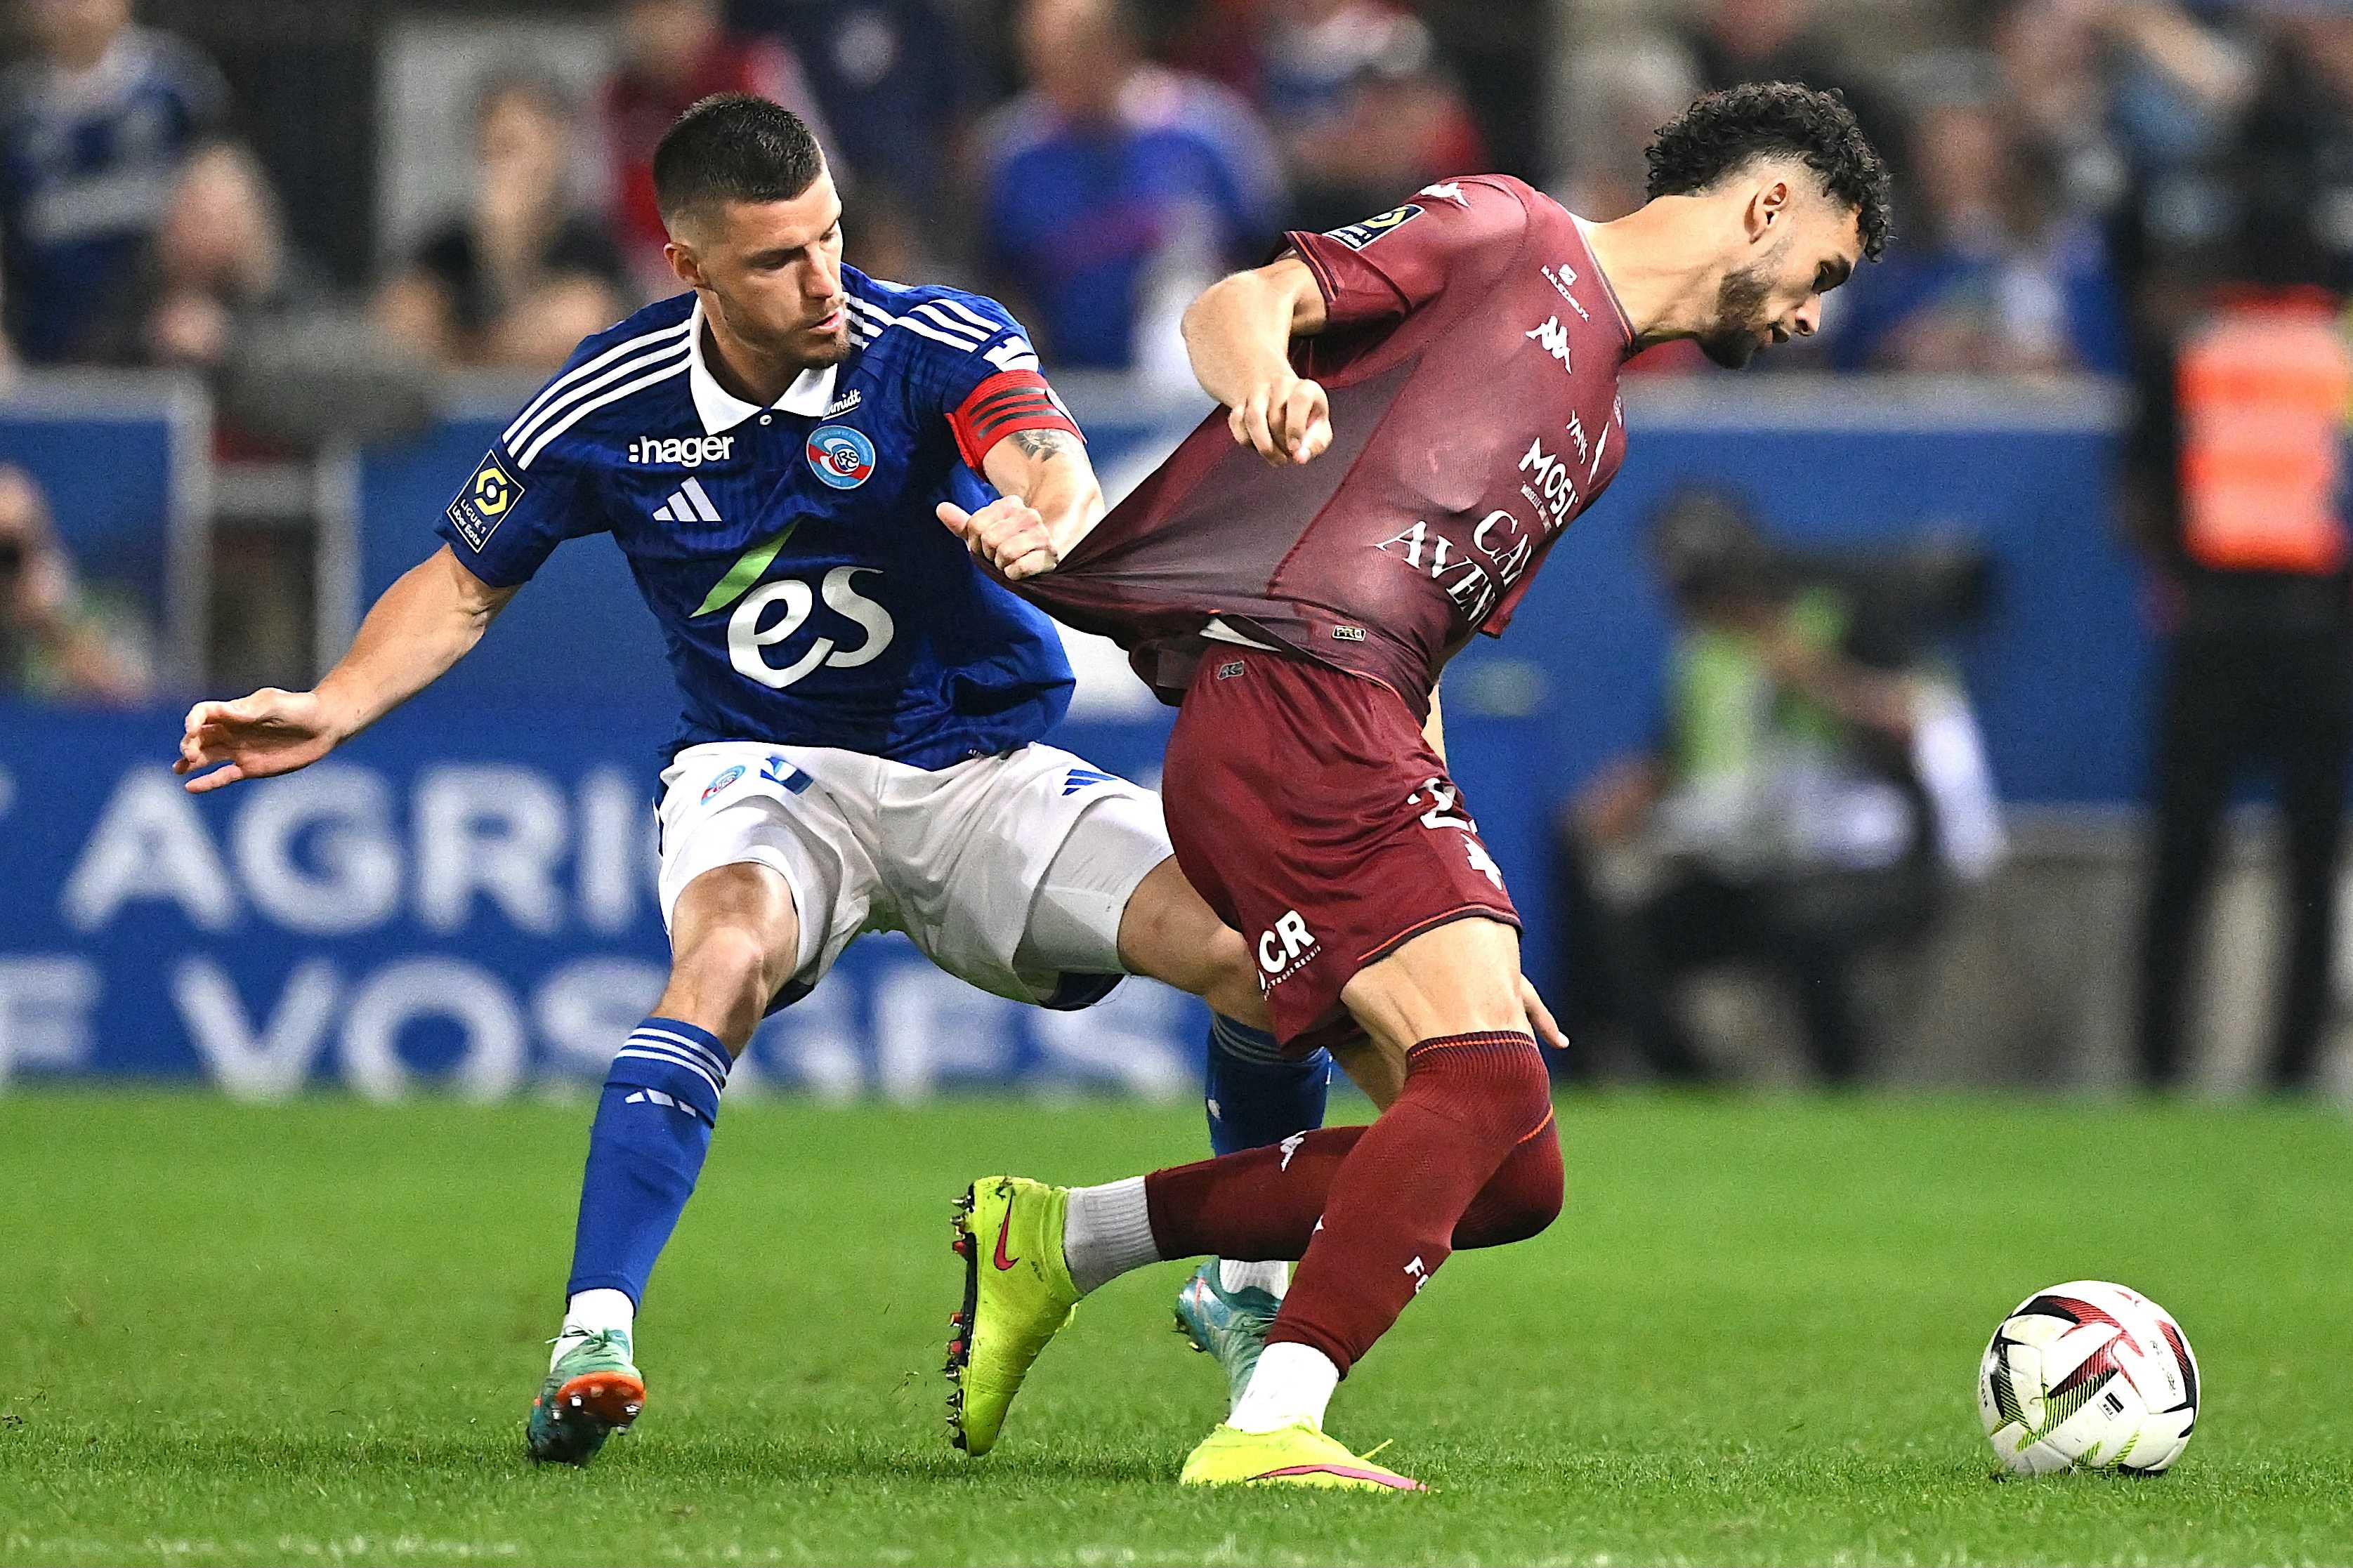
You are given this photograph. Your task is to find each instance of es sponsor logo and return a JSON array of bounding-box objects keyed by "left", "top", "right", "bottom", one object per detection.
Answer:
[
  {"left": 628, "top": 434, "right": 735, "bottom": 468},
  {"left": 1327, "top": 203, "right": 1423, "bottom": 251}
]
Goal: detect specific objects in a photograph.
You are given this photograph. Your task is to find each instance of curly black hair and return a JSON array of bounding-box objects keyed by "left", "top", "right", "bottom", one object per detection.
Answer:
[{"left": 1644, "top": 82, "right": 1892, "bottom": 261}]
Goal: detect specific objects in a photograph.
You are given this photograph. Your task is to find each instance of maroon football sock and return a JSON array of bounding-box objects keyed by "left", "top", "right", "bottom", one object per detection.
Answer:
[{"left": 1141, "top": 1032, "right": 1560, "bottom": 1376}]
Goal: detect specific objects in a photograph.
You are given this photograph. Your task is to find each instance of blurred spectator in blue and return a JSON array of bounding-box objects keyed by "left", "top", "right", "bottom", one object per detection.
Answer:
[
  {"left": 603, "top": 0, "right": 833, "bottom": 303},
  {"left": 75, "top": 140, "right": 321, "bottom": 371},
  {"left": 0, "top": 463, "right": 151, "bottom": 702},
  {"left": 978, "top": 0, "right": 1283, "bottom": 381},
  {"left": 374, "top": 70, "right": 631, "bottom": 371},
  {"left": 1247, "top": 0, "right": 1488, "bottom": 236},
  {"left": 1558, "top": 489, "right": 2001, "bottom": 1086},
  {"left": 731, "top": 0, "right": 967, "bottom": 223},
  {"left": 1828, "top": 61, "right": 2128, "bottom": 376},
  {"left": 0, "top": 0, "right": 226, "bottom": 364}
]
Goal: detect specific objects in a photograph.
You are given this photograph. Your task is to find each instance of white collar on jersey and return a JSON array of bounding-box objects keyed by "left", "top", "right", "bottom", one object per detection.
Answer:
[{"left": 686, "top": 298, "right": 841, "bottom": 433}]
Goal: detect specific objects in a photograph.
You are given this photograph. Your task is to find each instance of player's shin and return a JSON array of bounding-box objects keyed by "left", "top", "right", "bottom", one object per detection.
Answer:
[
  {"left": 563, "top": 1016, "right": 734, "bottom": 1322},
  {"left": 1202, "top": 1014, "right": 1330, "bottom": 1298}
]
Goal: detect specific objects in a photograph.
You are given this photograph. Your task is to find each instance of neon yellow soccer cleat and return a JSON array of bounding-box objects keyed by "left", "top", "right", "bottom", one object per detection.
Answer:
[
  {"left": 1179, "top": 1421, "right": 1425, "bottom": 1491},
  {"left": 945, "top": 1175, "right": 1080, "bottom": 1456}
]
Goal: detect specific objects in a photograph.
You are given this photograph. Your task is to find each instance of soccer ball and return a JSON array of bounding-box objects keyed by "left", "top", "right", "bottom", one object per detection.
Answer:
[{"left": 1977, "top": 1280, "right": 2201, "bottom": 1475}]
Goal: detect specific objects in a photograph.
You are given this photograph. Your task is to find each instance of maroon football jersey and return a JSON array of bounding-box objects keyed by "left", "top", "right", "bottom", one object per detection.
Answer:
[{"left": 1018, "top": 175, "right": 1634, "bottom": 716}]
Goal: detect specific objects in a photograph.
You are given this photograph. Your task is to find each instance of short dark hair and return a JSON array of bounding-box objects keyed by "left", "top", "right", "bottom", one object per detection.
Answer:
[
  {"left": 653, "top": 93, "right": 825, "bottom": 227},
  {"left": 1645, "top": 82, "right": 1893, "bottom": 262}
]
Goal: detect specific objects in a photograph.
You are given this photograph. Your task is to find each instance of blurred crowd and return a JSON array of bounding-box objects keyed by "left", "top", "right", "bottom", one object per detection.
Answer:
[{"left": 6, "top": 0, "right": 2352, "bottom": 382}]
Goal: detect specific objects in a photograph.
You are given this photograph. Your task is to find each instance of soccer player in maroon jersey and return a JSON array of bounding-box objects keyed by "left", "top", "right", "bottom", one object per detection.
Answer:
[{"left": 937, "top": 83, "right": 1891, "bottom": 1489}]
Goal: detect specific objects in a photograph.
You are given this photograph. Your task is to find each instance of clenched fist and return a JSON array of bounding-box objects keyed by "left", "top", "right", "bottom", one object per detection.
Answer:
[{"left": 1227, "top": 371, "right": 1332, "bottom": 467}]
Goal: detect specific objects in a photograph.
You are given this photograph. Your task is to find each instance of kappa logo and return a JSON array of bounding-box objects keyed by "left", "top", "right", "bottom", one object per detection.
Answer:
[
  {"left": 628, "top": 433, "right": 735, "bottom": 467},
  {"left": 1526, "top": 315, "right": 1574, "bottom": 374},
  {"left": 806, "top": 423, "right": 877, "bottom": 489},
  {"left": 445, "top": 452, "right": 524, "bottom": 551},
  {"left": 1326, "top": 202, "right": 1424, "bottom": 251}
]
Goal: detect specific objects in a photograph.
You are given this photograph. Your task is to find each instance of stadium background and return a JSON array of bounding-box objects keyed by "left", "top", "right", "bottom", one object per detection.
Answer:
[{"left": 2, "top": 0, "right": 2345, "bottom": 1100}]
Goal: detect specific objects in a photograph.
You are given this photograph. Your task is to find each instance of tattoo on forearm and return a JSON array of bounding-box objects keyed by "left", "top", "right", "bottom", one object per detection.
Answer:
[{"left": 1011, "top": 428, "right": 1073, "bottom": 462}]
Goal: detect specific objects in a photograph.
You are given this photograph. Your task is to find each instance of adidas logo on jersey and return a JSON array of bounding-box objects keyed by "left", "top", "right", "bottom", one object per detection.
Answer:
[
  {"left": 629, "top": 434, "right": 735, "bottom": 468},
  {"left": 653, "top": 477, "right": 723, "bottom": 524}
]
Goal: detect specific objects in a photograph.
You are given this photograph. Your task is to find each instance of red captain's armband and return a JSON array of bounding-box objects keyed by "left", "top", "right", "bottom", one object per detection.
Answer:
[{"left": 948, "top": 369, "right": 1084, "bottom": 471}]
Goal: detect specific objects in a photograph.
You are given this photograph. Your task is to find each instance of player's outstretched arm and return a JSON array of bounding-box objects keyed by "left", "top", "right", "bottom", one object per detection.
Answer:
[
  {"left": 938, "top": 428, "right": 1106, "bottom": 581},
  {"left": 176, "top": 545, "right": 518, "bottom": 793},
  {"left": 1181, "top": 256, "right": 1333, "bottom": 468}
]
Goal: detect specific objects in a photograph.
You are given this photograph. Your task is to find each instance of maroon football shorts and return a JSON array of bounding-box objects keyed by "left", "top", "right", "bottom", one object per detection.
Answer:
[{"left": 1161, "top": 645, "right": 1521, "bottom": 1051}]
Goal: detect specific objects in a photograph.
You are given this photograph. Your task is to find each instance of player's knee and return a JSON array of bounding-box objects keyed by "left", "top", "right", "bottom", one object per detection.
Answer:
[
  {"left": 1455, "top": 1121, "right": 1565, "bottom": 1249},
  {"left": 664, "top": 923, "right": 779, "bottom": 1043},
  {"left": 1409, "top": 1029, "right": 1554, "bottom": 1145}
]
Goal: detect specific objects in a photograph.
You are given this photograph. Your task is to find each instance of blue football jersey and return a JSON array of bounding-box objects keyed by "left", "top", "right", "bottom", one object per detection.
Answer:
[{"left": 436, "top": 268, "right": 1077, "bottom": 771}]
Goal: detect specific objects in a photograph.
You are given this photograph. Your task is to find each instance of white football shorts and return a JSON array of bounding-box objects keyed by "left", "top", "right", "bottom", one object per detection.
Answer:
[{"left": 654, "top": 739, "right": 1173, "bottom": 1010}]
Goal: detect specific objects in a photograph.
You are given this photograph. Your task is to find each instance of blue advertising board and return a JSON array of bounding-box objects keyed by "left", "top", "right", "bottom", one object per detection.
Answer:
[{"left": 0, "top": 694, "right": 1552, "bottom": 1094}]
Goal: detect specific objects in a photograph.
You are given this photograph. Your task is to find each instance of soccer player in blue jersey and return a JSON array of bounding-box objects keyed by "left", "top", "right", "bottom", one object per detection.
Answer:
[{"left": 174, "top": 94, "right": 1323, "bottom": 1464}]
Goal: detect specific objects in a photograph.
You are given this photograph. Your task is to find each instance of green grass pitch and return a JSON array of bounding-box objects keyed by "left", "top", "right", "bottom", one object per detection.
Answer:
[{"left": 3, "top": 1089, "right": 2349, "bottom": 1566}]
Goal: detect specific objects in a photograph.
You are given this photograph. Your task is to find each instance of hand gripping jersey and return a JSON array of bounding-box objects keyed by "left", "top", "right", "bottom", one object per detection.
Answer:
[
  {"left": 437, "top": 268, "right": 1084, "bottom": 770},
  {"left": 1011, "top": 176, "right": 1634, "bottom": 718}
]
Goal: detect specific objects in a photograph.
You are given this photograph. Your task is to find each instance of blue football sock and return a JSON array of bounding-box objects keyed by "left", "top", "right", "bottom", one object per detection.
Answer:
[
  {"left": 564, "top": 1016, "right": 733, "bottom": 1307},
  {"left": 1205, "top": 1013, "right": 1330, "bottom": 1156}
]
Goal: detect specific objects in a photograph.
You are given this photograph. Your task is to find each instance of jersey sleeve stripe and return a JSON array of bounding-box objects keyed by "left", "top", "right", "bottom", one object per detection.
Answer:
[
  {"left": 508, "top": 339, "right": 693, "bottom": 457},
  {"left": 928, "top": 296, "right": 1002, "bottom": 336},
  {"left": 846, "top": 296, "right": 992, "bottom": 356},
  {"left": 910, "top": 302, "right": 989, "bottom": 344},
  {"left": 516, "top": 355, "right": 693, "bottom": 469},
  {"left": 501, "top": 319, "right": 693, "bottom": 448}
]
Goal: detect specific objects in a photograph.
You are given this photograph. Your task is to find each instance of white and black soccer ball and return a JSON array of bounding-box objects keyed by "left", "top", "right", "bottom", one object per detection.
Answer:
[{"left": 1978, "top": 1280, "right": 2201, "bottom": 1475}]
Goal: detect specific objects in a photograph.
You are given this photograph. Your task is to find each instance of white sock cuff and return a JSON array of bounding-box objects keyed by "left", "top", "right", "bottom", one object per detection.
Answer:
[
  {"left": 1063, "top": 1177, "right": 1158, "bottom": 1295},
  {"left": 563, "top": 1287, "right": 636, "bottom": 1338},
  {"left": 1227, "top": 1340, "right": 1340, "bottom": 1434},
  {"left": 1218, "top": 1258, "right": 1288, "bottom": 1298}
]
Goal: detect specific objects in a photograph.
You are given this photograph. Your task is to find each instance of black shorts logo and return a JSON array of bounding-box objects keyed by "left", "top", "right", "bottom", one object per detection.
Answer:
[
  {"left": 1327, "top": 204, "right": 1423, "bottom": 251},
  {"left": 446, "top": 452, "right": 524, "bottom": 551}
]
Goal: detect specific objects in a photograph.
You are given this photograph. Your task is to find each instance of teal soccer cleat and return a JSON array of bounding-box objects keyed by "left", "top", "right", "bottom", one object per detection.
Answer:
[
  {"left": 526, "top": 1328, "right": 645, "bottom": 1465},
  {"left": 1174, "top": 1263, "right": 1281, "bottom": 1411}
]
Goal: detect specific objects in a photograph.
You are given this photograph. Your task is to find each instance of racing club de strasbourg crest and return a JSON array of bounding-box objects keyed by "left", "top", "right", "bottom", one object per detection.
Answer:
[{"left": 806, "top": 424, "right": 877, "bottom": 490}]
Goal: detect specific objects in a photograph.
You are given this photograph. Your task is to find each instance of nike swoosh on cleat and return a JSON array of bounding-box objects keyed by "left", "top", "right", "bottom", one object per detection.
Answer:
[
  {"left": 1257, "top": 1463, "right": 1424, "bottom": 1490},
  {"left": 993, "top": 1204, "right": 1020, "bottom": 1270}
]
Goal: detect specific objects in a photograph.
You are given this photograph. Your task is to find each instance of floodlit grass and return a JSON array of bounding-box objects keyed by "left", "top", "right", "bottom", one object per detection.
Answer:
[{"left": 2, "top": 1089, "right": 2347, "bottom": 1565}]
